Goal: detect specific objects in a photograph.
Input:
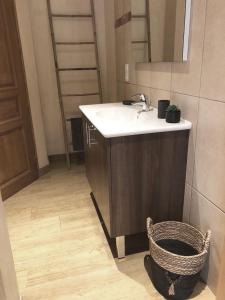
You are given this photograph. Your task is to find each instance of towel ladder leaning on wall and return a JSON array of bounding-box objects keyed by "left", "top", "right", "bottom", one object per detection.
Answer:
[{"left": 47, "top": 0, "right": 103, "bottom": 168}]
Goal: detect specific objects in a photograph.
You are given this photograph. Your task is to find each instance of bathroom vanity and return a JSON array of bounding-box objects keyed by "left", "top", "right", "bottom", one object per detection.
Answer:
[{"left": 80, "top": 103, "right": 191, "bottom": 258}]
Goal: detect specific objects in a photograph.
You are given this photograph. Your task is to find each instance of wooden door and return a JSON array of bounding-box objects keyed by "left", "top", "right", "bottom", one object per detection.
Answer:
[{"left": 0, "top": 0, "right": 38, "bottom": 200}]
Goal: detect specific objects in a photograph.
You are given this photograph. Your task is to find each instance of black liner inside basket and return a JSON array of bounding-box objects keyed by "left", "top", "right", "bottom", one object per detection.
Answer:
[{"left": 145, "top": 240, "right": 200, "bottom": 300}]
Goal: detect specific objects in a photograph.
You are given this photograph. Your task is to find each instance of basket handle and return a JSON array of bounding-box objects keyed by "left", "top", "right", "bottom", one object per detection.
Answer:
[
  {"left": 146, "top": 217, "right": 154, "bottom": 238},
  {"left": 203, "top": 230, "right": 211, "bottom": 252}
]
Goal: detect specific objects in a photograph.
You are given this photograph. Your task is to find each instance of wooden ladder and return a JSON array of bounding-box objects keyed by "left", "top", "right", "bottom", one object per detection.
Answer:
[{"left": 47, "top": 0, "right": 103, "bottom": 168}]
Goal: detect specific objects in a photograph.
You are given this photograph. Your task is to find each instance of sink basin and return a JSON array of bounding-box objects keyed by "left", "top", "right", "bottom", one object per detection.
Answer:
[
  {"left": 79, "top": 102, "right": 192, "bottom": 138},
  {"left": 95, "top": 106, "right": 139, "bottom": 123}
]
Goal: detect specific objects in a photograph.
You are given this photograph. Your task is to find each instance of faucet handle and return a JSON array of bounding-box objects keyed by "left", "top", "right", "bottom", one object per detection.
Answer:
[
  {"left": 139, "top": 94, "right": 147, "bottom": 102},
  {"left": 130, "top": 93, "right": 147, "bottom": 102}
]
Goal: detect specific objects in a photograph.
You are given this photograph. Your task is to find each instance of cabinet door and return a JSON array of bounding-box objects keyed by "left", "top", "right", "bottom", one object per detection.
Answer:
[
  {"left": 82, "top": 116, "right": 111, "bottom": 234},
  {"left": 110, "top": 131, "right": 189, "bottom": 237}
]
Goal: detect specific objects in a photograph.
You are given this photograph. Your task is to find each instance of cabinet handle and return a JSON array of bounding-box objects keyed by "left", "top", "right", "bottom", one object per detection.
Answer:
[
  {"left": 86, "top": 122, "right": 89, "bottom": 145},
  {"left": 88, "top": 124, "right": 98, "bottom": 147}
]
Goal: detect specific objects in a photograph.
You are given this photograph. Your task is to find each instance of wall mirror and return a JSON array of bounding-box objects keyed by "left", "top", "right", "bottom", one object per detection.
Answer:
[{"left": 130, "top": 0, "right": 192, "bottom": 63}]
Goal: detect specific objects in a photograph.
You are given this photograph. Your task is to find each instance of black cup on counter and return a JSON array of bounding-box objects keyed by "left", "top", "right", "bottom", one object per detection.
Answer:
[{"left": 158, "top": 100, "right": 170, "bottom": 119}]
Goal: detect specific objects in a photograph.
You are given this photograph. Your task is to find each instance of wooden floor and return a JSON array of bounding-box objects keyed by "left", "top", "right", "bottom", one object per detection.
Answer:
[{"left": 4, "top": 162, "right": 215, "bottom": 300}]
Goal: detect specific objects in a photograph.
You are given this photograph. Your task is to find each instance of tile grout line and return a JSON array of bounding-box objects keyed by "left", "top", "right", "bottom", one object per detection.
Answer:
[
  {"left": 189, "top": 0, "right": 209, "bottom": 222},
  {"left": 199, "top": 0, "right": 209, "bottom": 100},
  {"left": 118, "top": 82, "right": 225, "bottom": 104},
  {"left": 169, "top": 62, "right": 173, "bottom": 100},
  {"left": 190, "top": 185, "right": 225, "bottom": 215},
  {"left": 188, "top": 96, "right": 200, "bottom": 224}
]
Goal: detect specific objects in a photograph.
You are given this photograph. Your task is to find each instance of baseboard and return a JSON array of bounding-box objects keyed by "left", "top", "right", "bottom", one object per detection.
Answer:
[
  {"left": 49, "top": 153, "right": 84, "bottom": 163},
  {"left": 39, "top": 164, "right": 50, "bottom": 176},
  {"left": 48, "top": 154, "right": 65, "bottom": 162}
]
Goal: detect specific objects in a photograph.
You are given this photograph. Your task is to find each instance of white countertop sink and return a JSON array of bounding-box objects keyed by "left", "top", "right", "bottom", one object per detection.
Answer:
[{"left": 79, "top": 102, "right": 192, "bottom": 138}]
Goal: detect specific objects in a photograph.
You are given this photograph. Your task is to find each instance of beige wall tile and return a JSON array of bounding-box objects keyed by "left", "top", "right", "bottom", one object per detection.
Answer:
[
  {"left": 183, "top": 184, "right": 192, "bottom": 223},
  {"left": 150, "top": 88, "right": 171, "bottom": 108},
  {"left": 127, "top": 63, "right": 137, "bottom": 85},
  {"left": 216, "top": 239, "right": 225, "bottom": 300},
  {"left": 125, "top": 83, "right": 137, "bottom": 98},
  {"left": 193, "top": 99, "right": 225, "bottom": 212},
  {"left": 172, "top": 93, "right": 199, "bottom": 185},
  {"left": 200, "top": 0, "right": 225, "bottom": 102},
  {"left": 124, "top": 84, "right": 151, "bottom": 106},
  {"left": 190, "top": 190, "right": 225, "bottom": 294},
  {"left": 171, "top": 0, "right": 207, "bottom": 96},
  {"left": 117, "top": 81, "right": 126, "bottom": 101},
  {"left": 135, "top": 63, "right": 151, "bottom": 86},
  {"left": 150, "top": 63, "right": 172, "bottom": 91}
]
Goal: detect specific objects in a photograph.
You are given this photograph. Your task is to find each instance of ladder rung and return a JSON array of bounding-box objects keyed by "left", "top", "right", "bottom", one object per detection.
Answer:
[
  {"left": 66, "top": 119, "right": 80, "bottom": 122},
  {"left": 56, "top": 41, "right": 95, "bottom": 45},
  {"left": 57, "top": 67, "right": 97, "bottom": 71},
  {"left": 66, "top": 116, "right": 81, "bottom": 121},
  {"left": 52, "top": 14, "right": 93, "bottom": 18},
  {"left": 70, "top": 150, "right": 85, "bottom": 154},
  {"left": 62, "top": 93, "right": 100, "bottom": 97},
  {"left": 132, "top": 15, "right": 147, "bottom": 18},
  {"left": 132, "top": 41, "right": 148, "bottom": 44}
]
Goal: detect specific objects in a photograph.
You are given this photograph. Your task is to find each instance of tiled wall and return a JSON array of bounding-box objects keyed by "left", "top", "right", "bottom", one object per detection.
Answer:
[{"left": 115, "top": 0, "right": 225, "bottom": 294}]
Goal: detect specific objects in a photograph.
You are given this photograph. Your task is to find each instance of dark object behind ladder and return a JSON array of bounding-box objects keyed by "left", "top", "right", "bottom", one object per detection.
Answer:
[{"left": 71, "top": 118, "right": 84, "bottom": 152}]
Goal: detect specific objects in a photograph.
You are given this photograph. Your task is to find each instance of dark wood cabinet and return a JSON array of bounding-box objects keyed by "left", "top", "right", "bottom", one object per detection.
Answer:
[
  {"left": 82, "top": 115, "right": 189, "bottom": 241},
  {"left": 82, "top": 117, "right": 111, "bottom": 233}
]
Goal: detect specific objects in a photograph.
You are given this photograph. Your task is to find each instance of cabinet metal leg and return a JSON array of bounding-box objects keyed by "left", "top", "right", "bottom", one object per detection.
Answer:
[{"left": 116, "top": 236, "right": 125, "bottom": 259}]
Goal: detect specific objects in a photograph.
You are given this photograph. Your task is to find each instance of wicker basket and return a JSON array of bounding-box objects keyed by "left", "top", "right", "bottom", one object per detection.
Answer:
[{"left": 145, "top": 218, "right": 211, "bottom": 299}]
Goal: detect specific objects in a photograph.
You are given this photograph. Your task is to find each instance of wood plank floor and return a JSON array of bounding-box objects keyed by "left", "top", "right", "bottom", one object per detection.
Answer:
[{"left": 4, "top": 162, "right": 215, "bottom": 299}]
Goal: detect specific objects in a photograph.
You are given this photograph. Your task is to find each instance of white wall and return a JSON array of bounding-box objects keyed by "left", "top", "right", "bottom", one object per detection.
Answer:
[
  {"left": 103, "top": 0, "right": 118, "bottom": 101},
  {"left": 15, "top": 0, "right": 49, "bottom": 168},
  {"left": 28, "top": 0, "right": 65, "bottom": 155}
]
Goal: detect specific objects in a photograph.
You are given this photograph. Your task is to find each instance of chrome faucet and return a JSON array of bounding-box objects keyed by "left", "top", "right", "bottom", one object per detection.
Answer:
[{"left": 130, "top": 93, "right": 152, "bottom": 114}]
